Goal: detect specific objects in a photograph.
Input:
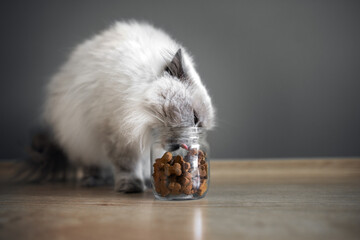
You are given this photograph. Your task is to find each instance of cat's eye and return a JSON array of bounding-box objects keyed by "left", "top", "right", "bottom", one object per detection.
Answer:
[{"left": 193, "top": 110, "right": 199, "bottom": 125}]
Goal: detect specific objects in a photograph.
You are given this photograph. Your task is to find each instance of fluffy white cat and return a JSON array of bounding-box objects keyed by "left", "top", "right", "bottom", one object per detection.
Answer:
[{"left": 42, "top": 21, "right": 215, "bottom": 192}]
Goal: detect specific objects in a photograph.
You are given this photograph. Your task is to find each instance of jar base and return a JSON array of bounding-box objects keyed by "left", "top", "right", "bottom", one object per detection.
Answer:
[{"left": 154, "top": 193, "right": 206, "bottom": 201}]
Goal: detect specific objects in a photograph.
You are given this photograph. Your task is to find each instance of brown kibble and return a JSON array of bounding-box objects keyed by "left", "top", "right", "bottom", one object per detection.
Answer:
[
  {"left": 153, "top": 158, "right": 167, "bottom": 183},
  {"left": 168, "top": 182, "right": 181, "bottom": 195},
  {"left": 160, "top": 187, "right": 170, "bottom": 197},
  {"left": 160, "top": 173, "right": 167, "bottom": 180},
  {"left": 161, "top": 152, "right": 172, "bottom": 163},
  {"left": 182, "top": 183, "right": 193, "bottom": 195},
  {"left": 198, "top": 150, "right": 206, "bottom": 164},
  {"left": 198, "top": 150, "right": 206, "bottom": 159},
  {"left": 153, "top": 159, "right": 165, "bottom": 179},
  {"left": 179, "top": 176, "right": 190, "bottom": 187},
  {"left": 183, "top": 171, "right": 192, "bottom": 180},
  {"left": 173, "top": 155, "right": 183, "bottom": 164},
  {"left": 159, "top": 179, "right": 170, "bottom": 197},
  {"left": 180, "top": 174, "right": 193, "bottom": 195},
  {"left": 152, "top": 171, "right": 160, "bottom": 182},
  {"left": 198, "top": 179, "right": 208, "bottom": 196},
  {"left": 199, "top": 164, "right": 207, "bottom": 178},
  {"left": 154, "top": 182, "right": 161, "bottom": 193},
  {"left": 153, "top": 161, "right": 165, "bottom": 171},
  {"left": 182, "top": 162, "right": 191, "bottom": 172},
  {"left": 164, "top": 162, "right": 182, "bottom": 176},
  {"left": 173, "top": 155, "right": 191, "bottom": 173}
]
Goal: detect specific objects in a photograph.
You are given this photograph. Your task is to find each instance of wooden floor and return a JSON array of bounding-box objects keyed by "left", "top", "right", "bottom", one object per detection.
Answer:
[{"left": 0, "top": 158, "right": 360, "bottom": 240}]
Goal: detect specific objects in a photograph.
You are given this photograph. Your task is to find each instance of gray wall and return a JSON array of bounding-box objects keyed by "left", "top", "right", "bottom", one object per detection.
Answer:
[{"left": 1, "top": 0, "right": 360, "bottom": 159}]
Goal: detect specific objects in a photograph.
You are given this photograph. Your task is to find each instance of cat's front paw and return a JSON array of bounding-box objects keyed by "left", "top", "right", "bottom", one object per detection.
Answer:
[{"left": 114, "top": 175, "right": 145, "bottom": 193}]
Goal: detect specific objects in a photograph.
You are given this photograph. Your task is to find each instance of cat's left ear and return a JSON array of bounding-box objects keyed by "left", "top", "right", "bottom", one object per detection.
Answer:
[{"left": 165, "top": 49, "right": 188, "bottom": 81}]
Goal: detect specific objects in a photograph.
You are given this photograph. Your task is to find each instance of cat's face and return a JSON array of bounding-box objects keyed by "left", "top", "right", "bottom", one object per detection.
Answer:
[{"left": 146, "top": 49, "right": 215, "bottom": 130}]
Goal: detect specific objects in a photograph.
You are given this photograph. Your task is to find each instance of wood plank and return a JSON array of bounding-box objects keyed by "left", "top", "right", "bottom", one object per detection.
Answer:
[{"left": 0, "top": 158, "right": 360, "bottom": 240}]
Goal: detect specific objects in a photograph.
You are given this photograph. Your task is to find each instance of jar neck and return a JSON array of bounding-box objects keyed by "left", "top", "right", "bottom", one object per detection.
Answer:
[{"left": 152, "top": 127, "right": 206, "bottom": 144}]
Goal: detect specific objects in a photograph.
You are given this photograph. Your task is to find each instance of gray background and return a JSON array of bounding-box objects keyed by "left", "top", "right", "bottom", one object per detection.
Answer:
[{"left": 1, "top": 0, "right": 360, "bottom": 159}]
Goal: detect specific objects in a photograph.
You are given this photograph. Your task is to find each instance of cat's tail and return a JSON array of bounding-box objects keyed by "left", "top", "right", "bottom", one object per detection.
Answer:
[{"left": 15, "top": 130, "right": 70, "bottom": 183}]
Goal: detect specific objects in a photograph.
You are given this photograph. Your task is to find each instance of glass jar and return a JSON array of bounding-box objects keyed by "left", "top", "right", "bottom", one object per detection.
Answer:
[{"left": 151, "top": 127, "right": 210, "bottom": 200}]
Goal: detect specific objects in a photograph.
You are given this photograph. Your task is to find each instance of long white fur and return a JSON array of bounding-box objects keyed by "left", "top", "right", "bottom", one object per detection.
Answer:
[{"left": 43, "top": 21, "right": 214, "bottom": 191}]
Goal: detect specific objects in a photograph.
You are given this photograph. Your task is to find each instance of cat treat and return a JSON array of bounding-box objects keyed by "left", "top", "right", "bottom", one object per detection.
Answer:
[{"left": 152, "top": 149, "right": 208, "bottom": 197}]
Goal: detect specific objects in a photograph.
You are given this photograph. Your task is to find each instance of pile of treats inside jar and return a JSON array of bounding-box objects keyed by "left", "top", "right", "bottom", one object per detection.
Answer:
[{"left": 153, "top": 149, "right": 208, "bottom": 197}]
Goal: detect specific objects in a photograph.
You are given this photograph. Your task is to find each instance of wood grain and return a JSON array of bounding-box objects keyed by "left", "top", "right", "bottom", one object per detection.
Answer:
[{"left": 0, "top": 158, "right": 360, "bottom": 240}]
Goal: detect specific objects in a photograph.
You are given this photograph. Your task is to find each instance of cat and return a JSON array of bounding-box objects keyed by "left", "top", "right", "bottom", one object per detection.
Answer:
[{"left": 29, "top": 20, "right": 215, "bottom": 193}]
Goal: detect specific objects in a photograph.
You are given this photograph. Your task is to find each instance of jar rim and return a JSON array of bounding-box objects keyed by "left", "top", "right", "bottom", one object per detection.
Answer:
[
  {"left": 151, "top": 126, "right": 206, "bottom": 140},
  {"left": 152, "top": 126, "right": 205, "bottom": 133}
]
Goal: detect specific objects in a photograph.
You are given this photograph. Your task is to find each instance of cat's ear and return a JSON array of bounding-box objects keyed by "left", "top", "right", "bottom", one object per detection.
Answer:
[{"left": 165, "top": 49, "right": 187, "bottom": 80}]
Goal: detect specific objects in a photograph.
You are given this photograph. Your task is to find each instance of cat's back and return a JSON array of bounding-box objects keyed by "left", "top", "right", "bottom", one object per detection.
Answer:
[
  {"left": 64, "top": 21, "right": 179, "bottom": 82},
  {"left": 45, "top": 21, "right": 181, "bottom": 123}
]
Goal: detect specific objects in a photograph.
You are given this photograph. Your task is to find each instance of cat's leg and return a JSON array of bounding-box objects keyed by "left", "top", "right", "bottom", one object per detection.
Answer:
[
  {"left": 102, "top": 120, "right": 146, "bottom": 193},
  {"left": 112, "top": 155, "right": 145, "bottom": 193},
  {"left": 140, "top": 154, "right": 152, "bottom": 189}
]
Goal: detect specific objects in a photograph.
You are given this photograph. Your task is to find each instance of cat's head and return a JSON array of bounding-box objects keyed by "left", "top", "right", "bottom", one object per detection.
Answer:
[{"left": 145, "top": 49, "right": 215, "bottom": 130}]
